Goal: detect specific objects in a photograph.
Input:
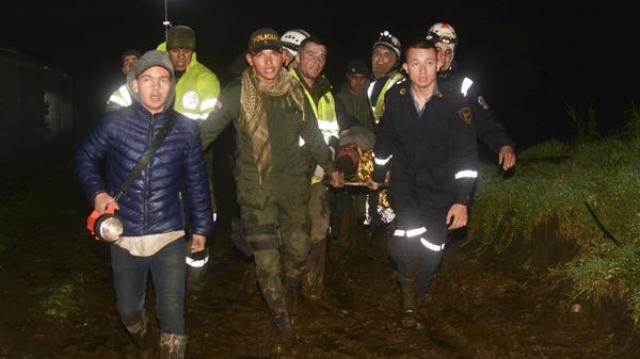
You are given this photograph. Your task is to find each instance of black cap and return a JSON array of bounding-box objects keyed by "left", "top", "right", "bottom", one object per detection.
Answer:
[
  {"left": 248, "top": 28, "right": 283, "bottom": 54},
  {"left": 346, "top": 59, "right": 369, "bottom": 76}
]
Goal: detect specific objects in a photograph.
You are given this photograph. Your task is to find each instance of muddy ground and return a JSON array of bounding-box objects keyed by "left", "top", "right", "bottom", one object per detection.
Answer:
[{"left": 0, "top": 146, "right": 638, "bottom": 359}]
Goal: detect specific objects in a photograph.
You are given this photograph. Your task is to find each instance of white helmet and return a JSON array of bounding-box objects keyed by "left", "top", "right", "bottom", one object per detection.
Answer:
[
  {"left": 426, "top": 22, "right": 457, "bottom": 69},
  {"left": 373, "top": 30, "right": 402, "bottom": 59},
  {"left": 280, "top": 29, "right": 311, "bottom": 55}
]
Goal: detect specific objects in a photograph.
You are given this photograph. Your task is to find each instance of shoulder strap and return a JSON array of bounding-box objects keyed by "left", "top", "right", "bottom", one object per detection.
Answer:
[{"left": 113, "top": 113, "right": 177, "bottom": 200}]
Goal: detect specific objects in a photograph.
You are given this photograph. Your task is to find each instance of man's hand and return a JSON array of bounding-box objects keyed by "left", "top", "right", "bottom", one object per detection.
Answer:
[
  {"left": 368, "top": 170, "right": 390, "bottom": 191},
  {"left": 94, "top": 192, "right": 119, "bottom": 214},
  {"left": 367, "top": 178, "right": 382, "bottom": 191},
  {"left": 446, "top": 204, "right": 468, "bottom": 230},
  {"left": 329, "top": 171, "right": 344, "bottom": 188},
  {"left": 191, "top": 234, "right": 207, "bottom": 253},
  {"left": 498, "top": 145, "right": 516, "bottom": 171}
]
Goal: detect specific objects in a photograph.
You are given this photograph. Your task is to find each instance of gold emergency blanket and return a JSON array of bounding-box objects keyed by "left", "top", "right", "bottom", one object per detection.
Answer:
[{"left": 347, "top": 149, "right": 394, "bottom": 224}]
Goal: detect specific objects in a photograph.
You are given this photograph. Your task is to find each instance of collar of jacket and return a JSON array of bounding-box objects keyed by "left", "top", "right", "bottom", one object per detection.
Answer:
[
  {"left": 293, "top": 70, "right": 332, "bottom": 102},
  {"left": 132, "top": 101, "right": 175, "bottom": 122},
  {"left": 400, "top": 79, "right": 444, "bottom": 99},
  {"left": 438, "top": 69, "right": 453, "bottom": 80},
  {"left": 374, "top": 68, "right": 400, "bottom": 82}
]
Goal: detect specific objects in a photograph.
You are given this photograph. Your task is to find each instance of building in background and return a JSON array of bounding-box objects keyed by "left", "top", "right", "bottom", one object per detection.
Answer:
[{"left": 0, "top": 49, "right": 73, "bottom": 162}]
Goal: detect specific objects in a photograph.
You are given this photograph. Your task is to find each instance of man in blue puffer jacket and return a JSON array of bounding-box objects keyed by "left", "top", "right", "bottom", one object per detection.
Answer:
[{"left": 76, "top": 50, "right": 213, "bottom": 358}]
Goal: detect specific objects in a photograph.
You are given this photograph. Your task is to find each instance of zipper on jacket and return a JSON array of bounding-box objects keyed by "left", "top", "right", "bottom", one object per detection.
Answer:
[{"left": 143, "top": 113, "right": 154, "bottom": 233}]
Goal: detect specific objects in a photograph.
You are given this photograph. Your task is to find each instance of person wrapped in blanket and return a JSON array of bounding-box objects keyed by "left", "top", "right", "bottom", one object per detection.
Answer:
[{"left": 332, "top": 126, "right": 394, "bottom": 256}]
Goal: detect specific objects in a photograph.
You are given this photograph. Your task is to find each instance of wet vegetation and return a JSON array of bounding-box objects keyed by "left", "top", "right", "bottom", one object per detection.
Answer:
[{"left": 466, "top": 103, "right": 640, "bottom": 327}]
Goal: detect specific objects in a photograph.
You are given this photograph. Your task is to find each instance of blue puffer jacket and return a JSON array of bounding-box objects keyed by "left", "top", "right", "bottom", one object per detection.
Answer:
[{"left": 76, "top": 102, "right": 213, "bottom": 237}]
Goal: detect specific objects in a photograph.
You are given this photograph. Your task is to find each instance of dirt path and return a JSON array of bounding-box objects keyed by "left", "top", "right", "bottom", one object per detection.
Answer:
[{"left": 0, "top": 157, "right": 636, "bottom": 358}]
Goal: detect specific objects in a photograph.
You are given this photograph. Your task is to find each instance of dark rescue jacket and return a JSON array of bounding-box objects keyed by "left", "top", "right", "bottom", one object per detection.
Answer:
[
  {"left": 372, "top": 80, "right": 478, "bottom": 228},
  {"left": 438, "top": 70, "right": 515, "bottom": 153},
  {"left": 76, "top": 102, "right": 214, "bottom": 237}
]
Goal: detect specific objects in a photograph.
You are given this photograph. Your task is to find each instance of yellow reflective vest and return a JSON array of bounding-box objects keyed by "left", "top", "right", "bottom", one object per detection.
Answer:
[
  {"left": 367, "top": 71, "right": 405, "bottom": 124},
  {"left": 106, "top": 83, "right": 133, "bottom": 110},
  {"left": 291, "top": 70, "right": 339, "bottom": 143},
  {"left": 291, "top": 70, "right": 339, "bottom": 184},
  {"left": 157, "top": 42, "right": 221, "bottom": 120}
]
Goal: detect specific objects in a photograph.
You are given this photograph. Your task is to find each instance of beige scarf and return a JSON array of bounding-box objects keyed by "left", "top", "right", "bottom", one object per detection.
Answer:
[{"left": 239, "top": 67, "right": 306, "bottom": 184}]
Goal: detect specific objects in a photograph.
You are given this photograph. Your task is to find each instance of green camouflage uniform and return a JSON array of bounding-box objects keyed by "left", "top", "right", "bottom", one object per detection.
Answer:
[{"left": 201, "top": 78, "right": 333, "bottom": 314}]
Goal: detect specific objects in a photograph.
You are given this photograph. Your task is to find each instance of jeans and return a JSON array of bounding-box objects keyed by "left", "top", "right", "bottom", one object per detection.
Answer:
[{"left": 111, "top": 238, "right": 187, "bottom": 334}]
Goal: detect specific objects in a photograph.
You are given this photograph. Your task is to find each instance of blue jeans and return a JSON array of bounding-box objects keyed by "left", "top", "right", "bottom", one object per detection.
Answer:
[{"left": 110, "top": 238, "right": 186, "bottom": 334}]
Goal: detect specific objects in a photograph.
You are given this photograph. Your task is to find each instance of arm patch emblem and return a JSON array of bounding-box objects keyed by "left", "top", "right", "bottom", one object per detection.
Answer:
[{"left": 457, "top": 106, "right": 473, "bottom": 125}]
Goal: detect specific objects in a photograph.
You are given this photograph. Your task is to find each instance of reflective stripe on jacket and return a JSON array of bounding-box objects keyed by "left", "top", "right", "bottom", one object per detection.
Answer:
[
  {"left": 368, "top": 72, "right": 405, "bottom": 124},
  {"left": 290, "top": 70, "right": 339, "bottom": 143},
  {"left": 290, "top": 70, "right": 339, "bottom": 184},
  {"left": 106, "top": 84, "right": 132, "bottom": 112}
]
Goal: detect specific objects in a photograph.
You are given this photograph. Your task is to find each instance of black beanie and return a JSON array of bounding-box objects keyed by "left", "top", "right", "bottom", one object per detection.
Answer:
[{"left": 167, "top": 25, "right": 196, "bottom": 50}]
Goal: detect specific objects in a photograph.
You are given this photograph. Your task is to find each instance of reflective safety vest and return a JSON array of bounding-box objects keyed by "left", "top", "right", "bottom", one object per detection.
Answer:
[
  {"left": 291, "top": 70, "right": 339, "bottom": 184},
  {"left": 107, "top": 83, "right": 132, "bottom": 108},
  {"left": 157, "top": 42, "right": 221, "bottom": 120},
  {"left": 367, "top": 72, "right": 405, "bottom": 124},
  {"left": 291, "top": 70, "right": 339, "bottom": 144},
  {"left": 307, "top": 91, "right": 338, "bottom": 144}
]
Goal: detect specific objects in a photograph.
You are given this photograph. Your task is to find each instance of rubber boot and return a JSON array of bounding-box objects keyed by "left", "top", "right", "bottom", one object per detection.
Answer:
[
  {"left": 285, "top": 276, "right": 301, "bottom": 321},
  {"left": 124, "top": 312, "right": 157, "bottom": 359},
  {"left": 400, "top": 278, "right": 419, "bottom": 328},
  {"left": 300, "top": 240, "right": 326, "bottom": 301},
  {"left": 270, "top": 312, "right": 294, "bottom": 355},
  {"left": 159, "top": 333, "right": 188, "bottom": 359}
]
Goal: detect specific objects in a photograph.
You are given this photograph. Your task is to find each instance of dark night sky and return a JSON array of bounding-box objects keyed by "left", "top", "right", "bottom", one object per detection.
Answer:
[{"left": 3, "top": 0, "right": 636, "bottom": 148}]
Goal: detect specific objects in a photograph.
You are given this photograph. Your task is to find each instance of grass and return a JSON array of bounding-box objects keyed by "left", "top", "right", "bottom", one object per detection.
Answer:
[
  {"left": 32, "top": 273, "right": 85, "bottom": 320},
  {"left": 466, "top": 104, "right": 640, "bottom": 325}
]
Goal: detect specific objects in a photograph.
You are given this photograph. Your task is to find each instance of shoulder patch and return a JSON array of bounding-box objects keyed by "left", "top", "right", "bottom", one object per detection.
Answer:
[
  {"left": 477, "top": 95, "right": 490, "bottom": 110},
  {"left": 182, "top": 91, "right": 199, "bottom": 110},
  {"left": 457, "top": 106, "right": 473, "bottom": 125}
]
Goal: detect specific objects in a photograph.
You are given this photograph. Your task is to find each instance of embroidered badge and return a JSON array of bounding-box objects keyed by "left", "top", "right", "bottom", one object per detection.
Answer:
[
  {"left": 182, "top": 91, "right": 199, "bottom": 110},
  {"left": 477, "top": 95, "right": 490, "bottom": 110},
  {"left": 458, "top": 106, "right": 473, "bottom": 125}
]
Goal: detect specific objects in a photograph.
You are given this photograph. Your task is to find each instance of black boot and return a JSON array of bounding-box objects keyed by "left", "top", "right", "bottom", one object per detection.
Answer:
[
  {"left": 270, "top": 312, "right": 294, "bottom": 355},
  {"left": 285, "top": 276, "right": 301, "bottom": 319},
  {"left": 399, "top": 278, "right": 419, "bottom": 328},
  {"left": 124, "top": 313, "right": 157, "bottom": 359}
]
